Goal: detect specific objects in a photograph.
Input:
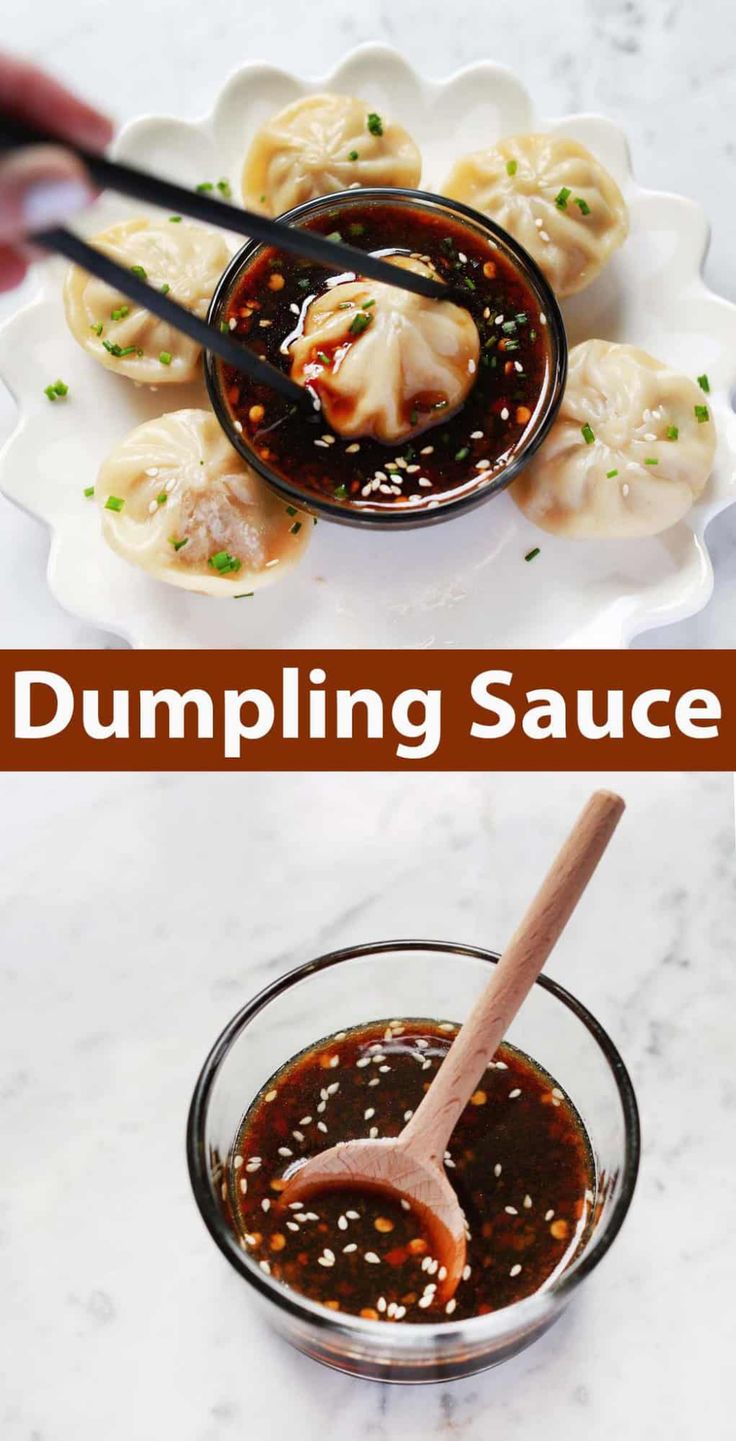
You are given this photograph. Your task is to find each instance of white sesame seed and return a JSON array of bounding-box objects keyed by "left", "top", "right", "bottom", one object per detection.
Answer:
[
  {"left": 475, "top": 458, "right": 491, "bottom": 470},
  {"left": 306, "top": 1212, "right": 319, "bottom": 1222},
  {"left": 496, "top": 1061, "right": 508, "bottom": 1070},
  {"left": 233, "top": 1155, "right": 243, "bottom": 1170},
  {"left": 494, "top": 1163, "right": 502, "bottom": 1177},
  {"left": 260, "top": 1260, "right": 271, "bottom": 1274},
  {"left": 400, "top": 1199, "right": 411, "bottom": 1211},
  {"left": 278, "top": 1146, "right": 293, "bottom": 1157},
  {"left": 458, "top": 251, "right": 468, "bottom": 263},
  {"left": 369, "top": 1126, "right": 379, "bottom": 1139},
  {"left": 299, "top": 1117, "right": 312, "bottom": 1126},
  {"left": 246, "top": 1157, "right": 262, "bottom": 1173},
  {"left": 505, "top": 1206, "right": 518, "bottom": 1215},
  {"left": 265, "top": 1091, "right": 277, "bottom": 1102},
  {"left": 346, "top": 1211, "right": 360, "bottom": 1220},
  {"left": 368, "top": 1077, "right": 380, "bottom": 1087},
  {"left": 314, "top": 439, "right": 329, "bottom": 449},
  {"left": 418, "top": 477, "right": 432, "bottom": 487},
  {"left": 327, "top": 1082, "right": 340, "bottom": 1095},
  {"left": 228, "top": 317, "right": 237, "bottom": 331},
  {"left": 508, "top": 1088, "right": 521, "bottom": 1099},
  {"left": 468, "top": 359, "right": 477, "bottom": 373},
  {"left": 165, "top": 477, "right": 176, "bottom": 493},
  {"left": 321, "top": 435, "right": 336, "bottom": 446},
  {"left": 239, "top": 1177, "right": 248, "bottom": 1194},
  {"left": 510, "top": 1264, "right": 522, "bottom": 1277},
  {"left": 261, "top": 1198, "right": 270, "bottom": 1212},
  {"left": 338, "top": 1215, "right": 348, "bottom": 1231},
  {"left": 438, "top": 1266, "right": 447, "bottom": 1282},
  {"left": 462, "top": 1264, "right": 472, "bottom": 1281},
  {"left": 289, "top": 303, "right": 300, "bottom": 314},
  {"left": 406, "top": 464, "right": 420, "bottom": 474},
  {"left": 233, "top": 419, "right": 243, "bottom": 433},
  {"left": 545, "top": 1209, "right": 555, "bottom": 1221},
  {"left": 523, "top": 1195, "right": 533, "bottom": 1209},
  {"left": 418, "top": 1294, "right": 433, "bottom": 1308},
  {"left": 318, "top": 1255, "right": 334, "bottom": 1268},
  {"left": 364, "top": 1252, "right": 380, "bottom": 1264},
  {"left": 343, "top": 1243, "right": 357, "bottom": 1253},
  {"left": 145, "top": 467, "right": 159, "bottom": 477},
  {"left": 539, "top": 229, "right": 551, "bottom": 242},
  {"left": 540, "top": 312, "right": 547, "bottom": 325},
  {"left": 394, "top": 1305, "right": 406, "bottom": 1320},
  {"left": 147, "top": 500, "right": 158, "bottom": 515},
  {"left": 317, "top": 1102, "right": 326, "bottom": 1114},
  {"left": 445, "top": 1298, "right": 457, "bottom": 1315},
  {"left": 514, "top": 361, "right": 523, "bottom": 373},
  {"left": 495, "top": 314, "right": 504, "bottom": 325},
  {"left": 346, "top": 443, "right": 360, "bottom": 453},
  {"left": 317, "top": 1121, "right": 327, "bottom": 1133},
  {"left": 364, "top": 1108, "right": 375, "bottom": 1120},
  {"left": 420, "top": 445, "right": 434, "bottom": 455},
  {"left": 403, "top": 1110, "right": 413, "bottom": 1122},
  {"left": 292, "top": 1130, "right": 304, "bottom": 1143},
  {"left": 470, "top": 430, "right": 484, "bottom": 440},
  {"left": 500, "top": 407, "right": 510, "bottom": 421},
  {"left": 258, "top": 319, "right": 272, "bottom": 328}
]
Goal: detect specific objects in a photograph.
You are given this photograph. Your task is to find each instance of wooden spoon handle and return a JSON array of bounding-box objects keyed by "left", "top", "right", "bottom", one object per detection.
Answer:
[{"left": 402, "top": 790, "right": 625, "bottom": 1166}]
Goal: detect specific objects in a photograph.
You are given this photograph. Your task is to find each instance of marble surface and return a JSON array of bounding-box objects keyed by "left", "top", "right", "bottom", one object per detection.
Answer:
[
  {"left": 1, "top": 768, "right": 734, "bottom": 1439},
  {"left": 1, "top": 0, "right": 736, "bottom": 646}
]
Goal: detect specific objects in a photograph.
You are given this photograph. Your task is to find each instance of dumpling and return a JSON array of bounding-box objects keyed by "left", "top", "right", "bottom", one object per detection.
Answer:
[
  {"left": 288, "top": 256, "right": 480, "bottom": 443},
  {"left": 96, "top": 409, "right": 310, "bottom": 593},
  {"left": 444, "top": 134, "right": 627, "bottom": 298},
  {"left": 241, "top": 93, "right": 421, "bottom": 216},
  {"left": 64, "top": 218, "right": 230, "bottom": 384},
  {"left": 512, "top": 339, "right": 716, "bottom": 538}
]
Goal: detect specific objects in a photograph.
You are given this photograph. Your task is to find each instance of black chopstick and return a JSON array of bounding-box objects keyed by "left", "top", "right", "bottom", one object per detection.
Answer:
[
  {"left": 0, "top": 111, "right": 450, "bottom": 304},
  {"left": 36, "top": 224, "right": 310, "bottom": 407}
]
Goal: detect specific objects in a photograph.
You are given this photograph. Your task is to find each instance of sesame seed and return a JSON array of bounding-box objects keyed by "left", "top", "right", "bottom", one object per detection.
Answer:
[
  {"left": 278, "top": 1146, "right": 293, "bottom": 1157},
  {"left": 233, "top": 420, "right": 243, "bottom": 433},
  {"left": 471, "top": 430, "right": 484, "bottom": 439},
  {"left": 364, "top": 1252, "right": 380, "bottom": 1264},
  {"left": 508, "top": 1088, "right": 521, "bottom": 1099},
  {"left": 239, "top": 1177, "right": 247, "bottom": 1194},
  {"left": 364, "top": 1108, "right": 375, "bottom": 1120},
  {"left": 418, "top": 1294, "right": 433, "bottom": 1309},
  {"left": 260, "top": 1260, "right": 271, "bottom": 1274},
  {"left": 475, "top": 458, "right": 491, "bottom": 470},
  {"left": 510, "top": 1264, "right": 522, "bottom": 1277},
  {"left": 233, "top": 1155, "right": 243, "bottom": 1169},
  {"left": 369, "top": 1126, "right": 379, "bottom": 1138},
  {"left": 314, "top": 439, "right": 329, "bottom": 449},
  {"left": 246, "top": 1157, "right": 262, "bottom": 1172},
  {"left": 403, "top": 1109, "right": 413, "bottom": 1122},
  {"left": 494, "top": 1163, "right": 502, "bottom": 1177},
  {"left": 338, "top": 1215, "right": 348, "bottom": 1231},
  {"left": 299, "top": 1116, "right": 312, "bottom": 1126},
  {"left": 539, "top": 229, "right": 550, "bottom": 242},
  {"left": 145, "top": 467, "right": 159, "bottom": 477},
  {"left": 523, "top": 1194, "right": 533, "bottom": 1209},
  {"left": 445, "top": 1298, "right": 457, "bottom": 1315},
  {"left": 495, "top": 314, "right": 504, "bottom": 325},
  {"left": 343, "top": 1243, "right": 357, "bottom": 1253},
  {"left": 377, "top": 1296, "right": 387, "bottom": 1312},
  {"left": 438, "top": 1266, "right": 447, "bottom": 1282},
  {"left": 505, "top": 1206, "right": 518, "bottom": 1215},
  {"left": 286, "top": 1220, "right": 300, "bottom": 1232},
  {"left": 346, "top": 443, "right": 360, "bottom": 453},
  {"left": 545, "top": 1209, "right": 555, "bottom": 1221},
  {"left": 500, "top": 407, "right": 510, "bottom": 421},
  {"left": 462, "top": 1264, "right": 471, "bottom": 1280},
  {"left": 265, "top": 1091, "right": 277, "bottom": 1102},
  {"left": 420, "top": 445, "right": 434, "bottom": 455},
  {"left": 261, "top": 1198, "right": 270, "bottom": 1212},
  {"left": 317, "top": 1121, "right": 327, "bottom": 1133},
  {"left": 292, "top": 1130, "right": 304, "bottom": 1143}
]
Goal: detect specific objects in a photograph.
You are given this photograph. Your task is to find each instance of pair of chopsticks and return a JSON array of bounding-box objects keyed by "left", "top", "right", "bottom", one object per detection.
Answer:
[{"left": 1, "top": 110, "right": 449, "bottom": 407}]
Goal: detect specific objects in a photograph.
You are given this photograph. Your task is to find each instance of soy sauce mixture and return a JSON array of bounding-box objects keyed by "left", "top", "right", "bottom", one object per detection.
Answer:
[
  {"left": 228, "top": 1019, "right": 594, "bottom": 1323},
  {"left": 215, "top": 203, "right": 553, "bottom": 514}
]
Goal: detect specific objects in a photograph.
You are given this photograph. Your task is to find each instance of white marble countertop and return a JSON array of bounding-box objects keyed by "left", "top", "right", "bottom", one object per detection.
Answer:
[
  {"left": 1, "top": 768, "right": 734, "bottom": 1439},
  {"left": 1, "top": 0, "right": 735, "bottom": 646}
]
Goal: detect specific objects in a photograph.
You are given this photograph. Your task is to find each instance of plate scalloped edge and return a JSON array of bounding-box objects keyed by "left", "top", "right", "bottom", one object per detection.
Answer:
[{"left": 1, "top": 41, "right": 735, "bottom": 650}]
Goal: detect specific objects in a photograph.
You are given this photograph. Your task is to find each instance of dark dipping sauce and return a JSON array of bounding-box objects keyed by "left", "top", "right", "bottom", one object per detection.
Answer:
[
  {"left": 213, "top": 200, "right": 555, "bottom": 518},
  {"left": 228, "top": 1019, "right": 595, "bottom": 1324}
]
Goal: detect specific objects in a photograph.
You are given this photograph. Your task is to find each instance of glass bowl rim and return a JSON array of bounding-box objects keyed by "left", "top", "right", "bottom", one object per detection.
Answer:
[
  {"left": 187, "top": 936, "right": 640, "bottom": 1347},
  {"left": 203, "top": 186, "right": 568, "bottom": 530}
]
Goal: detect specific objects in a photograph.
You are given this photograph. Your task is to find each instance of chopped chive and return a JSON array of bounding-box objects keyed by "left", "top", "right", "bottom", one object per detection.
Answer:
[
  {"left": 156, "top": 492, "right": 168, "bottom": 505},
  {"left": 233, "top": 592, "right": 254, "bottom": 598},
  {"left": 367, "top": 112, "right": 384, "bottom": 136},
  {"left": 219, "top": 320, "right": 229, "bottom": 334},
  {"left": 515, "top": 312, "right": 528, "bottom": 325},
  {"left": 90, "top": 321, "right": 103, "bottom": 336},
  {"left": 160, "top": 282, "right": 170, "bottom": 295},
  {"left": 666, "top": 424, "right": 679, "bottom": 440},
  {"left": 196, "top": 181, "right": 214, "bottom": 193},
  {"left": 169, "top": 215, "right": 182, "bottom": 222},
  {"left": 644, "top": 457, "right": 658, "bottom": 465},
  {"left": 574, "top": 197, "right": 591, "bottom": 215},
  {"left": 333, "top": 483, "right": 348, "bottom": 499},
  {"left": 111, "top": 305, "right": 129, "bottom": 321},
  {"left": 348, "top": 150, "right": 359, "bottom": 161},
  {"left": 316, "top": 350, "right": 331, "bottom": 365},
  {"left": 297, "top": 278, "right": 311, "bottom": 289},
  {"left": 454, "top": 446, "right": 470, "bottom": 461},
  {"left": 555, "top": 187, "right": 571, "bottom": 209},
  {"left": 44, "top": 378, "right": 69, "bottom": 401},
  {"left": 349, "top": 311, "right": 372, "bottom": 336},
  {"left": 694, "top": 404, "right": 710, "bottom": 423},
  {"left": 410, "top": 409, "right": 419, "bottom": 425},
  {"left": 159, "top": 351, "right": 173, "bottom": 366},
  {"left": 349, "top": 223, "right": 365, "bottom": 237},
  {"left": 697, "top": 373, "right": 710, "bottom": 393},
  {"left": 170, "top": 537, "right": 189, "bottom": 551},
  {"left": 525, "top": 546, "right": 540, "bottom": 562},
  {"left": 208, "top": 550, "right": 241, "bottom": 574},
  {"left": 285, "top": 505, "right": 298, "bottom": 517},
  {"left": 361, "top": 298, "right": 376, "bottom": 309},
  {"left": 259, "top": 194, "right": 266, "bottom": 204},
  {"left": 581, "top": 422, "right": 595, "bottom": 445},
  {"left": 501, "top": 320, "right": 518, "bottom": 335},
  {"left": 130, "top": 264, "right": 147, "bottom": 280},
  {"left": 327, "top": 230, "right": 342, "bottom": 242},
  {"left": 83, "top": 485, "right": 95, "bottom": 498},
  {"left": 290, "top": 521, "right": 302, "bottom": 535},
  {"left": 217, "top": 178, "right": 232, "bottom": 197},
  {"left": 104, "top": 495, "right": 124, "bottom": 512},
  {"left": 606, "top": 468, "right": 619, "bottom": 479},
  {"left": 464, "top": 275, "right": 476, "bottom": 290},
  {"left": 103, "top": 340, "right": 142, "bottom": 357},
  {"left": 506, "top": 159, "right": 518, "bottom": 176}
]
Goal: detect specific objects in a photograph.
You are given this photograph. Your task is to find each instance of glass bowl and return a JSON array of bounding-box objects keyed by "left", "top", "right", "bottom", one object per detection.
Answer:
[
  {"left": 187, "top": 939, "right": 639, "bottom": 1383},
  {"left": 204, "top": 189, "right": 567, "bottom": 530}
]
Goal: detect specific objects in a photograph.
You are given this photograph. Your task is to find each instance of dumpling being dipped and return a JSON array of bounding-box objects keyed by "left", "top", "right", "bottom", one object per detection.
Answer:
[
  {"left": 512, "top": 339, "right": 716, "bottom": 538},
  {"left": 96, "top": 409, "right": 310, "bottom": 594},
  {"left": 444, "top": 134, "right": 628, "bottom": 298},
  {"left": 64, "top": 218, "right": 230, "bottom": 385},
  {"left": 289, "top": 256, "right": 480, "bottom": 444},
  {"left": 242, "top": 93, "right": 421, "bottom": 216}
]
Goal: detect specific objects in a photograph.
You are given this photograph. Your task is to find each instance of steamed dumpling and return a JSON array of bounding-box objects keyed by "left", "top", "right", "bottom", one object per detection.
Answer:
[
  {"left": 444, "top": 134, "right": 627, "bottom": 298},
  {"left": 512, "top": 339, "right": 716, "bottom": 538},
  {"left": 242, "top": 93, "right": 421, "bottom": 216},
  {"left": 289, "top": 256, "right": 480, "bottom": 444},
  {"left": 64, "top": 218, "right": 230, "bottom": 384},
  {"left": 97, "top": 409, "right": 310, "bottom": 594}
]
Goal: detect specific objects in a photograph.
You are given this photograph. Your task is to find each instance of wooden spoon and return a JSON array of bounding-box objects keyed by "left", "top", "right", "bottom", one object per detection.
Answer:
[{"left": 280, "top": 790, "right": 625, "bottom": 1303}]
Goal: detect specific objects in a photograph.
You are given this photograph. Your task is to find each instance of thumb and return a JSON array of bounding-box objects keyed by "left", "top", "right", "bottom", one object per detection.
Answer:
[{"left": 0, "top": 144, "right": 95, "bottom": 244}]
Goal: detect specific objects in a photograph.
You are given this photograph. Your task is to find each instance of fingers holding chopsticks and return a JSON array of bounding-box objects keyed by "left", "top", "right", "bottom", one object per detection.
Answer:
[{"left": 0, "top": 52, "right": 113, "bottom": 290}]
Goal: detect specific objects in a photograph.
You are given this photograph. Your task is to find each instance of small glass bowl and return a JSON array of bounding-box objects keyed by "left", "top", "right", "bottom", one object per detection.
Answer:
[
  {"left": 187, "top": 939, "right": 639, "bottom": 1384},
  {"left": 204, "top": 189, "right": 567, "bottom": 530}
]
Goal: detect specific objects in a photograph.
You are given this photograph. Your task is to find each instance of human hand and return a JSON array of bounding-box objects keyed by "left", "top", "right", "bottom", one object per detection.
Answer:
[{"left": 0, "top": 53, "right": 113, "bottom": 292}]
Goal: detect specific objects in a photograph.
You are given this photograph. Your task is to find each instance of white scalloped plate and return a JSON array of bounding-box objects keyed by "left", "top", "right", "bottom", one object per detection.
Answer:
[{"left": 1, "top": 43, "right": 735, "bottom": 649}]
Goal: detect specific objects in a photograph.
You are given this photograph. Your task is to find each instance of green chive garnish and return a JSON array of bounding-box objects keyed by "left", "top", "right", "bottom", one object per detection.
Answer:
[
  {"left": 83, "top": 485, "right": 95, "bottom": 498},
  {"left": 464, "top": 276, "right": 476, "bottom": 291},
  {"left": 90, "top": 321, "right": 103, "bottom": 336},
  {"left": 349, "top": 223, "right": 365, "bottom": 237},
  {"left": 574, "top": 197, "right": 591, "bottom": 215},
  {"left": 506, "top": 159, "right": 518, "bottom": 176},
  {"left": 455, "top": 446, "right": 470, "bottom": 461},
  {"left": 695, "top": 404, "right": 710, "bottom": 423},
  {"left": 367, "top": 112, "right": 384, "bottom": 136},
  {"left": 361, "top": 299, "right": 376, "bottom": 309},
  {"left": 697, "top": 373, "right": 710, "bottom": 393},
  {"left": 170, "top": 537, "right": 189, "bottom": 551},
  {"left": 316, "top": 350, "right": 331, "bottom": 365},
  {"left": 581, "top": 423, "right": 595, "bottom": 444},
  {"left": 348, "top": 150, "right": 359, "bottom": 161},
  {"left": 349, "top": 312, "right": 372, "bottom": 336},
  {"left": 606, "top": 469, "right": 619, "bottom": 479},
  {"left": 160, "top": 283, "right": 170, "bottom": 295},
  {"left": 285, "top": 505, "right": 298, "bottom": 517},
  {"left": 290, "top": 522, "right": 302, "bottom": 535},
  {"left": 104, "top": 495, "right": 124, "bottom": 512},
  {"left": 525, "top": 547, "right": 540, "bottom": 562},
  {"left": 44, "top": 378, "right": 69, "bottom": 401},
  {"left": 327, "top": 230, "right": 342, "bottom": 242},
  {"left": 103, "top": 341, "right": 142, "bottom": 358},
  {"left": 333, "top": 483, "right": 348, "bottom": 499},
  {"left": 196, "top": 181, "right": 214, "bottom": 193},
  {"left": 130, "top": 264, "right": 147, "bottom": 280},
  {"left": 555, "top": 187, "right": 571, "bottom": 209},
  {"left": 169, "top": 215, "right": 182, "bottom": 223},
  {"left": 644, "top": 457, "right": 658, "bottom": 465},
  {"left": 111, "top": 305, "right": 129, "bottom": 321},
  {"left": 216, "top": 179, "right": 232, "bottom": 197},
  {"left": 156, "top": 492, "right": 168, "bottom": 505},
  {"left": 219, "top": 320, "right": 229, "bottom": 334},
  {"left": 159, "top": 351, "right": 173, "bottom": 366},
  {"left": 666, "top": 425, "right": 679, "bottom": 440},
  {"left": 208, "top": 550, "right": 241, "bottom": 574},
  {"left": 233, "top": 592, "right": 254, "bottom": 598}
]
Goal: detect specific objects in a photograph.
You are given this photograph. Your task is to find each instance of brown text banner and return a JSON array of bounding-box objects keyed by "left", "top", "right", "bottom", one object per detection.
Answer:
[{"left": 0, "top": 650, "right": 732, "bottom": 771}]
